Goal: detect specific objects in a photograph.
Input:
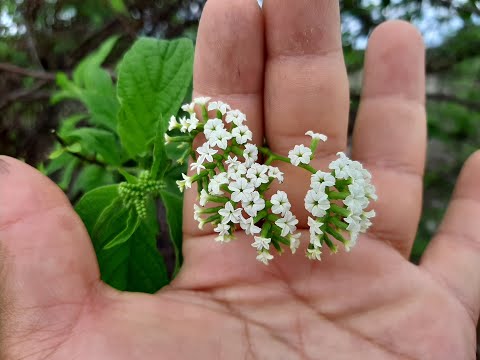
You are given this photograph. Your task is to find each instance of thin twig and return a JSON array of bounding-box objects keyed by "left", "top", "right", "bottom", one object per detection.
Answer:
[{"left": 0, "top": 63, "right": 56, "bottom": 81}]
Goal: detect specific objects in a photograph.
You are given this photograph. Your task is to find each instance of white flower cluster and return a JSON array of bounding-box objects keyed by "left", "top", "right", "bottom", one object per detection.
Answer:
[
  {"left": 168, "top": 98, "right": 377, "bottom": 265},
  {"left": 304, "top": 152, "right": 377, "bottom": 259},
  {"left": 170, "top": 98, "right": 299, "bottom": 265}
]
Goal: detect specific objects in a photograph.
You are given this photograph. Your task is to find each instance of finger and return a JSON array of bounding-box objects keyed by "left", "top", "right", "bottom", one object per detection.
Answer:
[
  {"left": 179, "top": 0, "right": 264, "bottom": 272},
  {"left": 263, "top": 0, "right": 349, "bottom": 223},
  {"left": 352, "top": 21, "right": 426, "bottom": 257},
  {"left": 0, "top": 157, "right": 99, "bottom": 347},
  {"left": 421, "top": 151, "right": 480, "bottom": 323}
]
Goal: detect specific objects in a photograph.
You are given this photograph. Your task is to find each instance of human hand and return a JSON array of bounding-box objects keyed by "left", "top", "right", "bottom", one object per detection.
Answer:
[{"left": 1, "top": 1, "right": 480, "bottom": 359}]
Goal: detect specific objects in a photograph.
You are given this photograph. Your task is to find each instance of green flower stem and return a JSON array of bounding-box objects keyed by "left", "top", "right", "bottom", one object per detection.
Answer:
[
  {"left": 208, "top": 195, "right": 228, "bottom": 204},
  {"left": 330, "top": 204, "right": 350, "bottom": 218},
  {"left": 231, "top": 146, "right": 244, "bottom": 158},
  {"left": 299, "top": 164, "right": 317, "bottom": 174},
  {"left": 270, "top": 239, "right": 283, "bottom": 253},
  {"left": 199, "top": 206, "right": 223, "bottom": 214},
  {"left": 322, "top": 234, "right": 338, "bottom": 253},
  {"left": 253, "top": 210, "right": 268, "bottom": 223},
  {"left": 220, "top": 184, "right": 233, "bottom": 193},
  {"left": 309, "top": 139, "right": 320, "bottom": 157},
  {"left": 216, "top": 110, "right": 223, "bottom": 119},
  {"left": 328, "top": 191, "right": 349, "bottom": 200},
  {"left": 267, "top": 213, "right": 280, "bottom": 222},
  {"left": 201, "top": 105, "right": 209, "bottom": 121},
  {"left": 329, "top": 217, "right": 348, "bottom": 230},
  {"left": 261, "top": 222, "right": 272, "bottom": 238},
  {"left": 168, "top": 136, "right": 192, "bottom": 143},
  {"left": 272, "top": 234, "right": 290, "bottom": 246},
  {"left": 325, "top": 226, "right": 347, "bottom": 245},
  {"left": 203, "top": 214, "right": 221, "bottom": 225}
]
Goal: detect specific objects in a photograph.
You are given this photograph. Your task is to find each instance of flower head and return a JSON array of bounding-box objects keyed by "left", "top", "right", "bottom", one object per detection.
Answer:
[
  {"left": 306, "top": 131, "right": 328, "bottom": 142},
  {"left": 288, "top": 144, "right": 312, "bottom": 166}
]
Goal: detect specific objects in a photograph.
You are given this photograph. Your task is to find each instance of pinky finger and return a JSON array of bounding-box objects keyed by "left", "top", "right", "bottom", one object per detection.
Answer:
[{"left": 421, "top": 150, "right": 480, "bottom": 323}]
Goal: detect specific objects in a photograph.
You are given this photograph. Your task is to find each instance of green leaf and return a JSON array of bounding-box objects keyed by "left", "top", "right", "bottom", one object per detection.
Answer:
[
  {"left": 160, "top": 189, "right": 183, "bottom": 275},
  {"left": 117, "top": 37, "right": 194, "bottom": 156},
  {"left": 57, "top": 158, "right": 80, "bottom": 191},
  {"left": 109, "top": 0, "right": 127, "bottom": 14},
  {"left": 64, "top": 128, "right": 122, "bottom": 165},
  {"left": 58, "top": 113, "right": 88, "bottom": 137},
  {"left": 75, "top": 185, "right": 169, "bottom": 293},
  {"left": 71, "top": 164, "right": 115, "bottom": 197},
  {"left": 104, "top": 209, "right": 140, "bottom": 249},
  {"left": 49, "top": 147, "right": 65, "bottom": 160},
  {"left": 151, "top": 115, "right": 169, "bottom": 179},
  {"left": 73, "top": 36, "right": 119, "bottom": 87}
]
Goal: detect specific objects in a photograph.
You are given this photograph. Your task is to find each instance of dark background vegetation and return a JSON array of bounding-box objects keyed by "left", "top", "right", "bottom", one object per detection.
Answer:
[{"left": 0, "top": 0, "right": 479, "bottom": 261}]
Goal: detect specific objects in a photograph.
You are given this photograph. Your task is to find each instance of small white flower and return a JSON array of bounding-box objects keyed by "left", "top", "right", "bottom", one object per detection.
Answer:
[
  {"left": 242, "top": 191, "right": 266, "bottom": 217},
  {"left": 179, "top": 116, "right": 189, "bottom": 133},
  {"left": 306, "top": 247, "right": 322, "bottom": 261},
  {"left": 168, "top": 116, "right": 180, "bottom": 131},
  {"left": 176, "top": 173, "right": 192, "bottom": 192},
  {"left": 196, "top": 142, "right": 217, "bottom": 164},
  {"left": 268, "top": 166, "right": 284, "bottom": 183},
  {"left": 288, "top": 233, "right": 301, "bottom": 254},
  {"left": 208, "top": 101, "right": 231, "bottom": 115},
  {"left": 193, "top": 204, "right": 202, "bottom": 222},
  {"left": 306, "top": 131, "right": 328, "bottom": 142},
  {"left": 256, "top": 251, "right": 274, "bottom": 265},
  {"left": 288, "top": 144, "right": 312, "bottom": 166},
  {"left": 164, "top": 134, "right": 172, "bottom": 144},
  {"left": 231, "top": 125, "right": 253, "bottom": 144},
  {"left": 308, "top": 216, "right": 323, "bottom": 235},
  {"left": 204, "top": 118, "right": 224, "bottom": 139},
  {"left": 208, "top": 172, "right": 228, "bottom": 195},
  {"left": 240, "top": 217, "right": 261, "bottom": 235},
  {"left": 186, "top": 113, "right": 199, "bottom": 132},
  {"left": 190, "top": 161, "right": 205, "bottom": 174},
  {"left": 329, "top": 152, "right": 351, "bottom": 180},
  {"left": 194, "top": 97, "right": 211, "bottom": 105},
  {"left": 218, "top": 202, "right": 242, "bottom": 224},
  {"left": 270, "top": 191, "right": 291, "bottom": 216},
  {"left": 209, "top": 128, "right": 232, "bottom": 149},
  {"left": 243, "top": 143, "right": 258, "bottom": 166},
  {"left": 311, "top": 171, "right": 336, "bottom": 191},
  {"left": 246, "top": 163, "right": 269, "bottom": 188},
  {"left": 229, "top": 178, "right": 255, "bottom": 203},
  {"left": 181, "top": 102, "right": 195, "bottom": 114},
  {"left": 360, "top": 210, "right": 375, "bottom": 233},
  {"left": 305, "top": 189, "right": 330, "bottom": 218},
  {"left": 346, "top": 231, "right": 359, "bottom": 251},
  {"left": 251, "top": 236, "right": 271, "bottom": 251},
  {"left": 199, "top": 189, "right": 209, "bottom": 206},
  {"left": 345, "top": 214, "right": 362, "bottom": 233},
  {"left": 225, "top": 156, "right": 240, "bottom": 168},
  {"left": 275, "top": 211, "right": 298, "bottom": 237},
  {"left": 225, "top": 110, "right": 246, "bottom": 126},
  {"left": 214, "top": 223, "right": 230, "bottom": 236},
  {"left": 344, "top": 183, "right": 368, "bottom": 215},
  {"left": 227, "top": 163, "right": 247, "bottom": 181}
]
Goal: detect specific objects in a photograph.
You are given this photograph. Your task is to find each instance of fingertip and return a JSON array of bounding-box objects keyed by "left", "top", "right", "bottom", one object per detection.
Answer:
[
  {"left": 453, "top": 150, "right": 480, "bottom": 202},
  {"left": 364, "top": 20, "right": 425, "bottom": 102},
  {"left": 195, "top": 0, "right": 264, "bottom": 94}
]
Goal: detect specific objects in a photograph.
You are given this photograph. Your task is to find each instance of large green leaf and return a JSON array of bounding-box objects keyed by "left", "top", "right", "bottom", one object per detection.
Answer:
[
  {"left": 64, "top": 128, "right": 122, "bottom": 165},
  {"left": 75, "top": 185, "right": 169, "bottom": 293},
  {"left": 117, "top": 37, "right": 194, "bottom": 156},
  {"left": 160, "top": 189, "right": 183, "bottom": 275}
]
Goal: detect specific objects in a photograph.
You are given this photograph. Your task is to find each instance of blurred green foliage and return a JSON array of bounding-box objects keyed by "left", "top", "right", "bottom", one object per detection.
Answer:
[{"left": 0, "top": 0, "right": 479, "bottom": 261}]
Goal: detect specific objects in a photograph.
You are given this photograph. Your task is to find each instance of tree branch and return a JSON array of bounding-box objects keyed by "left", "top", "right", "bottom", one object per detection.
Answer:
[
  {"left": 0, "top": 63, "right": 56, "bottom": 81},
  {"left": 0, "top": 80, "right": 51, "bottom": 111}
]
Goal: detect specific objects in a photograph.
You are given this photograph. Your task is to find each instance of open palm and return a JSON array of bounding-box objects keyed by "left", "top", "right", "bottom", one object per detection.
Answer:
[{"left": 1, "top": 1, "right": 480, "bottom": 359}]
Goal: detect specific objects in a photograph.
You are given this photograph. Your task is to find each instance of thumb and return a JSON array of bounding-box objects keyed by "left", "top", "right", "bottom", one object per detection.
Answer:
[{"left": 0, "top": 156, "right": 100, "bottom": 353}]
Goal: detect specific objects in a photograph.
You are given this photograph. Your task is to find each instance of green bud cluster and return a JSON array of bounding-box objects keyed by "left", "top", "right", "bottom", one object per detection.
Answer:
[{"left": 119, "top": 171, "right": 164, "bottom": 218}]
